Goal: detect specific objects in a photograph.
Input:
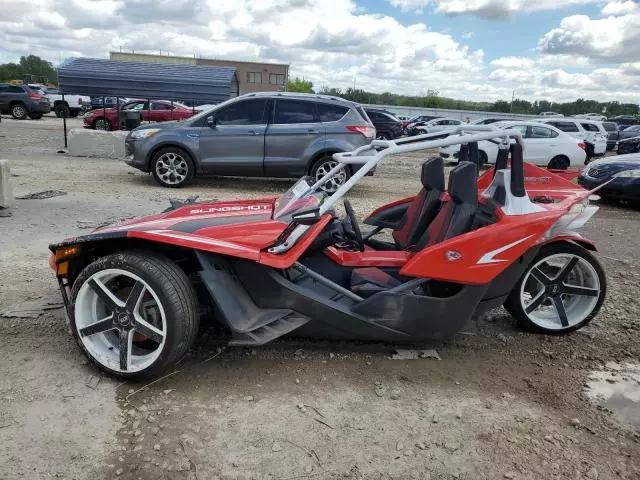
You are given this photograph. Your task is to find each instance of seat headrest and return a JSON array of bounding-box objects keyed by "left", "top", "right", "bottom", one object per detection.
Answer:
[
  {"left": 421, "top": 156, "right": 445, "bottom": 191},
  {"left": 448, "top": 162, "right": 478, "bottom": 205}
]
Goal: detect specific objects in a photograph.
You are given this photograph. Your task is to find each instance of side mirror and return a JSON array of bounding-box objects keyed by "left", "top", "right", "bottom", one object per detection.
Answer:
[
  {"left": 291, "top": 208, "right": 321, "bottom": 225},
  {"left": 206, "top": 116, "right": 216, "bottom": 128}
]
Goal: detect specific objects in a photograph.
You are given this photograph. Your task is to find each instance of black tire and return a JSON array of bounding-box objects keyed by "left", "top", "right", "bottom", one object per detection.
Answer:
[
  {"left": 504, "top": 242, "right": 606, "bottom": 334},
  {"left": 69, "top": 110, "right": 80, "bottom": 118},
  {"left": 151, "top": 147, "right": 195, "bottom": 188},
  {"left": 547, "top": 155, "right": 570, "bottom": 170},
  {"left": 28, "top": 113, "right": 43, "bottom": 120},
  {"left": 479, "top": 150, "right": 488, "bottom": 165},
  {"left": 10, "top": 103, "right": 28, "bottom": 120},
  {"left": 93, "top": 117, "right": 111, "bottom": 131},
  {"left": 310, "top": 153, "right": 351, "bottom": 195},
  {"left": 69, "top": 250, "right": 200, "bottom": 379},
  {"left": 54, "top": 103, "right": 69, "bottom": 118},
  {"left": 376, "top": 132, "right": 390, "bottom": 140}
]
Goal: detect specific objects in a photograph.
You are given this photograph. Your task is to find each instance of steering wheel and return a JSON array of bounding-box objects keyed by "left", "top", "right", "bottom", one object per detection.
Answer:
[{"left": 343, "top": 200, "right": 365, "bottom": 252}]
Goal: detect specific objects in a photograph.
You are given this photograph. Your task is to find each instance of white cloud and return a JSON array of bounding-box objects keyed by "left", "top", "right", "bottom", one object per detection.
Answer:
[
  {"left": 2, "top": 0, "right": 640, "bottom": 104},
  {"left": 538, "top": 11, "right": 640, "bottom": 63},
  {"left": 389, "top": 0, "right": 600, "bottom": 19},
  {"left": 601, "top": 0, "right": 638, "bottom": 16}
]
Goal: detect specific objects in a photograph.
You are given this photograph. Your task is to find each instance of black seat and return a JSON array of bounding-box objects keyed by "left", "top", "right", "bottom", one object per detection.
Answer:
[
  {"left": 350, "top": 161, "right": 477, "bottom": 297},
  {"left": 391, "top": 156, "right": 445, "bottom": 249},
  {"left": 414, "top": 161, "right": 479, "bottom": 249}
]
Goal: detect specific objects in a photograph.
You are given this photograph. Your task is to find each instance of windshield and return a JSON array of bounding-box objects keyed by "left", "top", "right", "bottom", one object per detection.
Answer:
[{"left": 273, "top": 177, "right": 325, "bottom": 221}]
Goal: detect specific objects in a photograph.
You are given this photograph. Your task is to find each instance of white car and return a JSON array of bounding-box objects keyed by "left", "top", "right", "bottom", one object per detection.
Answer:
[
  {"left": 534, "top": 118, "right": 608, "bottom": 159},
  {"left": 414, "top": 117, "right": 463, "bottom": 134},
  {"left": 572, "top": 113, "right": 607, "bottom": 121},
  {"left": 28, "top": 84, "right": 90, "bottom": 118},
  {"left": 438, "top": 121, "right": 587, "bottom": 169}
]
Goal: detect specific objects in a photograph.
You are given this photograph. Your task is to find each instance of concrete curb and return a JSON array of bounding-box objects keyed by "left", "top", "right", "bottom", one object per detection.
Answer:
[{"left": 68, "top": 128, "right": 129, "bottom": 159}]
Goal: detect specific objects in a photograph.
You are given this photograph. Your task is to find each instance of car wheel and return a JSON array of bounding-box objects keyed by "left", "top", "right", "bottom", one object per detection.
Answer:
[
  {"left": 311, "top": 154, "right": 350, "bottom": 194},
  {"left": 151, "top": 147, "right": 195, "bottom": 188},
  {"left": 10, "top": 103, "right": 28, "bottom": 120},
  {"left": 69, "top": 110, "right": 80, "bottom": 118},
  {"left": 547, "top": 155, "right": 570, "bottom": 170},
  {"left": 479, "top": 150, "right": 489, "bottom": 165},
  {"left": 504, "top": 242, "right": 605, "bottom": 334},
  {"left": 28, "top": 113, "right": 43, "bottom": 120},
  {"left": 93, "top": 118, "right": 111, "bottom": 131},
  {"left": 376, "top": 132, "right": 390, "bottom": 140},
  {"left": 69, "top": 250, "right": 200, "bottom": 379},
  {"left": 54, "top": 104, "right": 69, "bottom": 118}
]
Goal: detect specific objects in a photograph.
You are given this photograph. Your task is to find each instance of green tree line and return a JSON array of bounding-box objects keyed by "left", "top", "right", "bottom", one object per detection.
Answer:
[{"left": 0, "top": 55, "right": 58, "bottom": 84}]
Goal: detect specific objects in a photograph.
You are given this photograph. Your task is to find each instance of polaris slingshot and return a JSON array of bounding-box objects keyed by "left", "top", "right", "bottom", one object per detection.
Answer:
[{"left": 50, "top": 126, "right": 607, "bottom": 379}]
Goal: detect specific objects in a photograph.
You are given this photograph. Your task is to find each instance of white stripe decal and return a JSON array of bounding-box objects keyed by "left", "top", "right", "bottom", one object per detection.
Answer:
[{"left": 476, "top": 235, "right": 534, "bottom": 265}]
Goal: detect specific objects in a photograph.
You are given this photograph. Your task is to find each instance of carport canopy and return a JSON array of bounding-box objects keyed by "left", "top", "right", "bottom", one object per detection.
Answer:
[{"left": 57, "top": 57, "right": 239, "bottom": 103}]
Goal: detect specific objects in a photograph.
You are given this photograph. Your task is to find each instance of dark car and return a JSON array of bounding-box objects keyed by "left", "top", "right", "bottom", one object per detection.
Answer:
[
  {"left": 0, "top": 83, "right": 51, "bottom": 119},
  {"left": 364, "top": 108, "right": 403, "bottom": 139},
  {"left": 602, "top": 121, "right": 620, "bottom": 150},
  {"left": 403, "top": 114, "right": 441, "bottom": 132},
  {"left": 124, "top": 92, "right": 375, "bottom": 189},
  {"left": 578, "top": 154, "right": 640, "bottom": 201}
]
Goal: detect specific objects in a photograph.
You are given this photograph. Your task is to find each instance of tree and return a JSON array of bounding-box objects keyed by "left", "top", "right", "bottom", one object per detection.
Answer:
[
  {"left": 287, "top": 77, "right": 314, "bottom": 93},
  {"left": 0, "top": 54, "right": 58, "bottom": 84}
]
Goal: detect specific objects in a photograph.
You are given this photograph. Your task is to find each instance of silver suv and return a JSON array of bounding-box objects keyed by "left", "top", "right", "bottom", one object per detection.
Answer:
[{"left": 125, "top": 92, "right": 375, "bottom": 190}]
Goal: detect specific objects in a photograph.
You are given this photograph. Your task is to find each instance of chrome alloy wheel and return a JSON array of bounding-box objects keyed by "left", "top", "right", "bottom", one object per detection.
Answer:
[
  {"left": 520, "top": 254, "right": 600, "bottom": 331},
  {"left": 74, "top": 268, "right": 166, "bottom": 373},
  {"left": 315, "top": 160, "right": 347, "bottom": 194},
  {"left": 155, "top": 152, "right": 189, "bottom": 186}
]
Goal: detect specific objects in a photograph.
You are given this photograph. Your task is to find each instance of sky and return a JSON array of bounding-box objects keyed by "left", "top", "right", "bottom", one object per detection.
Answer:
[{"left": 2, "top": 0, "right": 640, "bottom": 104}]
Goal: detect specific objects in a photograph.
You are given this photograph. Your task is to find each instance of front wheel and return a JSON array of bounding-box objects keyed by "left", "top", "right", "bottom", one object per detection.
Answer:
[
  {"left": 70, "top": 251, "right": 200, "bottom": 379},
  {"left": 548, "top": 155, "right": 570, "bottom": 170},
  {"left": 311, "top": 154, "right": 350, "bottom": 194},
  {"left": 93, "top": 117, "right": 111, "bottom": 131},
  {"left": 151, "top": 147, "right": 195, "bottom": 188},
  {"left": 505, "top": 242, "right": 606, "bottom": 334}
]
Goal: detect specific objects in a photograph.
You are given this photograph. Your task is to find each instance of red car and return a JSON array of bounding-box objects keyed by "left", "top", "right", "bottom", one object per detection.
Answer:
[
  {"left": 83, "top": 100, "right": 195, "bottom": 131},
  {"left": 49, "top": 127, "right": 607, "bottom": 379}
]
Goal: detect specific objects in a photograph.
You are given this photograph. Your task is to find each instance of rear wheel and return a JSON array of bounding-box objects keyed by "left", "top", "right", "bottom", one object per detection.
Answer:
[
  {"left": 376, "top": 132, "right": 390, "bottom": 140},
  {"left": 548, "top": 155, "right": 570, "bottom": 170},
  {"left": 505, "top": 242, "right": 606, "bottom": 334},
  {"left": 311, "top": 154, "right": 350, "bottom": 194},
  {"left": 151, "top": 147, "right": 195, "bottom": 188},
  {"left": 70, "top": 251, "right": 199, "bottom": 379},
  {"left": 93, "top": 117, "right": 111, "bottom": 131},
  {"left": 10, "top": 103, "right": 27, "bottom": 120},
  {"left": 28, "top": 113, "right": 43, "bottom": 120}
]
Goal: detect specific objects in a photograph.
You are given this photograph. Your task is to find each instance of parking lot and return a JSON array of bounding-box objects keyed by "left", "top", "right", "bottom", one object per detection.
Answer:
[{"left": 1, "top": 115, "right": 640, "bottom": 479}]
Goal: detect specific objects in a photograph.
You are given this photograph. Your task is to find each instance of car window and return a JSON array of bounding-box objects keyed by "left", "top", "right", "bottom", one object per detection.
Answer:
[
  {"left": 529, "top": 126, "right": 557, "bottom": 138},
  {"left": 123, "top": 102, "right": 145, "bottom": 111},
  {"left": 318, "top": 104, "right": 348, "bottom": 122},
  {"left": 366, "top": 111, "right": 379, "bottom": 121},
  {"left": 548, "top": 121, "right": 579, "bottom": 133},
  {"left": 274, "top": 99, "right": 317, "bottom": 124},
  {"left": 47, "top": 88, "right": 60, "bottom": 94},
  {"left": 7, "top": 85, "right": 24, "bottom": 93},
  {"left": 215, "top": 98, "right": 268, "bottom": 125},
  {"left": 581, "top": 123, "right": 599, "bottom": 132},
  {"left": 381, "top": 112, "right": 399, "bottom": 122},
  {"left": 150, "top": 102, "right": 171, "bottom": 111},
  {"left": 602, "top": 122, "right": 617, "bottom": 132},
  {"left": 509, "top": 125, "right": 528, "bottom": 136}
]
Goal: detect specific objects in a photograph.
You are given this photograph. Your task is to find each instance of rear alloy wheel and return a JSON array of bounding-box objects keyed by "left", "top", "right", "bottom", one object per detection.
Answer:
[
  {"left": 70, "top": 251, "right": 199, "bottom": 379},
  {"left": 548, "top": 155, "right": 570, "bottom": 170},
  {"left": 93, "top": 118, "right": 111, "bottom": 131},
  {"left": 505, "top": 243, "right": 606, "bottom": 334},
  {"left": 152, "top": 148, "right": 194, "bottom": 188},
  {"left": 10, "top": 103, "right": 28, "bottom": 120},
  {"left": 311, "top": 154, "right": 350, "bottom": 194}
]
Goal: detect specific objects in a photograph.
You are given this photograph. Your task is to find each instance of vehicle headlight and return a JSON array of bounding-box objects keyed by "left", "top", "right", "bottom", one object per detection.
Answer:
[
  {"left": 614, "top": 169, "right": 640, "bottom": 178},
  {"left": 130, "top": 129, "right": 160, "bottom": 139}
]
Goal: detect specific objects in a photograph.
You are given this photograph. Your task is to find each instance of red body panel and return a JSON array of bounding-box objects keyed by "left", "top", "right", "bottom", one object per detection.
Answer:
[
  {"left": 400, "top": 209, "right": 562, "bottom": 284},
  {"left": 477, "top": 163, "right": 584, "bottom": 193},
  {"left": 83, "top": 101, "right": 195, "bottom": 131},
  {"left": 323, "top": 247, "right": 410, "bottom": 267}
]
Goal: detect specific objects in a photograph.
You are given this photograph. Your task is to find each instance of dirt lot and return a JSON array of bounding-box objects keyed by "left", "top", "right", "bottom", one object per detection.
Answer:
[{"left": 1, "top": 115, "right": 639, "bottom": 480}]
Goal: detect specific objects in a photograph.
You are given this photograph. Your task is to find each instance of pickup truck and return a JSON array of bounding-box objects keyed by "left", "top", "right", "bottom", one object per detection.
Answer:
[{"left": 28, "top": 84, "right": 90, "bottom": 118}]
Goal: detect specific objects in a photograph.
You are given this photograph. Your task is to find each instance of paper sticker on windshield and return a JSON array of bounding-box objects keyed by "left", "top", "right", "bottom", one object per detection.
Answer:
[{"left": 292, "top": 181, "right": 309, "bottom": 197}]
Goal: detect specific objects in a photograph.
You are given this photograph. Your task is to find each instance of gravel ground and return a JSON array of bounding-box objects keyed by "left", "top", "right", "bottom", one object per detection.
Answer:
[{"left": 0, "top": 115, "right": 639, "bottom": 480}]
